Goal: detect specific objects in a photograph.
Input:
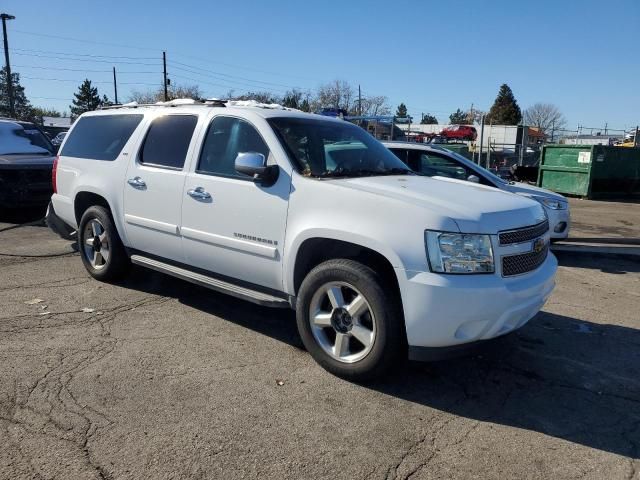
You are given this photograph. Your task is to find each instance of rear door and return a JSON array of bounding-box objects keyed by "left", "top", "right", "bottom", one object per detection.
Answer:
[
  {"left": 180, "top": 114, "right": 291, "bottom": 291},
  {"left": 123, "top": 114, "right": 199, "bottom": 262}
]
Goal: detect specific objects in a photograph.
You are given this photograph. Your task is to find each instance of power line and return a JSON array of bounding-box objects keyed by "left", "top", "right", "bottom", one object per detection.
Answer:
[
  {"left": 12, "top": 29, "right": 160, "bottom": 52},
  {"left": 11, "top": 47, "right": 158, "bottom": 60},
  {"left": 21, "top": 75, "right": 158, "bottom": 86},
  {"left": 169, "top": 60, "right": 308, "bottom": 91},
  {"left": 168, "top": 65, "right": 291, "bottom": 95},
  {"left": 13, "top": 51, "right": 160, "bottom": 66},
  {"left": 12, "top": 29, "right": 314, "bottom": 82},
  {"left": 15, "top": 64, "right": 158, "bottom": 74}
]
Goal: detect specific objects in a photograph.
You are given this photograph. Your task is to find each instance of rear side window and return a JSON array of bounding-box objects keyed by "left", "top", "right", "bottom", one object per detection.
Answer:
[
  {"left": 61, "top": 114, "right": 143, "bottom": 161},
  {"left": 140, "top": 115, "right": 198, "bottom": 169}
]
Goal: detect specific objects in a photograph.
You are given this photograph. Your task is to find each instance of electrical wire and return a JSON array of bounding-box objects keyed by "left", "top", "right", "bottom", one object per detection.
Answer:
[
  {"left": 169, "top": 60, "right": 308, "bottom": 91},
  {"left": 21, "top": 75, "right": 159, "bottom": 86},
  {"left": 15, "top": 64, "right": 159, "bottom": 75},
  {"left": 13, "top": 52, "right": 161, "bottom": 66},
  {"left": 10, "top": 47, "right": 158, "bottom": 60}
]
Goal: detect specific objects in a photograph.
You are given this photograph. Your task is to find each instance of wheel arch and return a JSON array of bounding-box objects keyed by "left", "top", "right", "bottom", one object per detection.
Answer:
[
  {"left": 289, "top": 234, "right": 403, "bottom": 300},
  {"left": 73, "top": 188, "right": 129, "bottom": 246}
]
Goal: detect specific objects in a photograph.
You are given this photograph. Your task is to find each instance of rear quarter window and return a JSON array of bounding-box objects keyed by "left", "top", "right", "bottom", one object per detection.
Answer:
[{"left": 61, "top": 114, "right": 143, "bottom": 161}]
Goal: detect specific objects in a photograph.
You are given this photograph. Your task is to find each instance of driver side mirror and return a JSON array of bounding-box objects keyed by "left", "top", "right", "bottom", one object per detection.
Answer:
[
  {"left": 235, "top": 152, "right": 279, "bottom": 186},
  {"left": 467, "top": 174, "right": 480, "bottom": 183}
]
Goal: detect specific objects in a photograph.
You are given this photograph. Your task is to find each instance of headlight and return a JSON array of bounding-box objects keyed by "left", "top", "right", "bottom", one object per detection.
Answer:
[
  {"left": 535, "top": 196, "right": 567, "bottom": 210},
  {"left": 425, "top": 231, "right": 494, "bottom": 274}
]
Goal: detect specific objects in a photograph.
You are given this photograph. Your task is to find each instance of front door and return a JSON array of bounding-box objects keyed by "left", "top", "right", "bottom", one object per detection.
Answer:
[
  {"left": 123, "top": 114, "right": 199, "bottom": 262},
  {"left": 180, "top": 115, "right": 291, "bottom": 291}
]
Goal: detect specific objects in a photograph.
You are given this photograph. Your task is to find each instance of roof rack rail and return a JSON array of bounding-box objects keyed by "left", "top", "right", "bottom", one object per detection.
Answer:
[{"left": 98, "top": 98, "right": 228, "bottom": 110}]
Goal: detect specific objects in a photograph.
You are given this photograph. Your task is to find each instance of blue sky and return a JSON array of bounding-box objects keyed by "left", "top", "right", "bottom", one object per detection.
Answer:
[{"left": 3, "top": 0, "right": 639, "bottom": 131}]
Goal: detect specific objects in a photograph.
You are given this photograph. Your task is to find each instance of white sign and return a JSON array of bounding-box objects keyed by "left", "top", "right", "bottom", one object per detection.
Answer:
[{"left": 577, "top": 151, "right": 592, "bottom": 164}]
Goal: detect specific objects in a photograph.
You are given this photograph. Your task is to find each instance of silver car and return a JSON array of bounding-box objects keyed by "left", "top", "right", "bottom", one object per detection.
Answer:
[{"left": 383, "top": 141, "right": 570, "bottom": 240}]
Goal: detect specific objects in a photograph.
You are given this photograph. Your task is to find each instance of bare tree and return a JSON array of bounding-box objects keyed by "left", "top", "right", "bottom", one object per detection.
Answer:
[
  {"left": 358, "top": 95, "right": 391, "bottom": 116},
  {"left": 524, "top": 103, "right": 567, "bottom": 135},
  {"left": 129, "top": 84, "right": 203, "bottom": 103},
  {"left": 315, "top": 79, "right": 354, "bottom": 112}
]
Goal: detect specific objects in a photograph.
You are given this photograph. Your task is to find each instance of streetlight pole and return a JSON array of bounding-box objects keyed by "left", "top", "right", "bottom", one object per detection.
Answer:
[{"left": 1, "top": 13, "right": 16, "bottom": 118}]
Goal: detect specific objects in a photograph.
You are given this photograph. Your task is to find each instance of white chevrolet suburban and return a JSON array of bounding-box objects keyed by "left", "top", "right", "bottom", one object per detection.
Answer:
[{"left": 48, "top": 100, "right": 556, "bottom": 380}]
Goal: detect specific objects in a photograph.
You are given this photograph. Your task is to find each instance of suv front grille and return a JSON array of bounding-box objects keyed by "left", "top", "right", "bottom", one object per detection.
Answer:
[
  {"left": 502, "top": 244, "right": 548, "bottom": 276},
  {"left": 499, "top": 220, "right": 549, "bottom": 245}
]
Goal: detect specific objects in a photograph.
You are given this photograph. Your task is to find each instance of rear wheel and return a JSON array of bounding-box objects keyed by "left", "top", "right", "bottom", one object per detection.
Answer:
[
  {"left": 78, "top": 206, "right": 129, "bottom": 281},
  {"left": 296, "top": 259, "right": 404, "bottom": 381}
]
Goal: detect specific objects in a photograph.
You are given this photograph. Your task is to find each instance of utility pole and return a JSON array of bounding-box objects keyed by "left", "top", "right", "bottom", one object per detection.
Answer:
[
  {"left": 112, "top": 67, "right": 118, "bottom": 105},
  {"left": 478, "top": 114, "right": 485, "bottom": 165},
  {"left": 162, "top": 51, "right": 168, "bottom": 101},
  {"left": 634, "top": 126, "right": 639, "bottom": 148},
  {"left": 358, "top": 84, "right": 362, "bottom": 116},
  {"left": 1, "top": 13, "right": 16, "bottom": 118}
]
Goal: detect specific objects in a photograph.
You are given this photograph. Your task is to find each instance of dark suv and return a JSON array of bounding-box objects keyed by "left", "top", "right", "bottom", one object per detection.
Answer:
[{"left": 0, "top": 119, "right": 57, "bottom": 210}]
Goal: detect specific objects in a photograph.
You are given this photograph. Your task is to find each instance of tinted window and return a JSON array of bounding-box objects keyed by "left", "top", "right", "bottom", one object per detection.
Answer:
[
  {"left": 61, "top": 115, "right": 143, "bottom": 161},
  {"left": 0, "top": 122, "right": 55, "bottom": 155},
  {"left": 409, "top": 150, "right": 471, "bottom": 180},
  {"left": 389, "top": 148, "right": 408, "bottom": 164},
  {"left": 197, "top": 116, "right": 269, "bottom": 177},
  {"left": 140, "top": 115, "right": 197, "bottom": 169}
]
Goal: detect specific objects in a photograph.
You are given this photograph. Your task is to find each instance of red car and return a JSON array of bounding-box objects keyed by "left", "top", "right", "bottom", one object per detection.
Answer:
[{"left": 440, "top": 125, "right": 477, "bottom": 141}]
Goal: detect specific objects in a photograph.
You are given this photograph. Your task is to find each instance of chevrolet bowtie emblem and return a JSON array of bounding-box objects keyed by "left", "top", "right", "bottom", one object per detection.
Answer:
[{"left": 532, "top": 237, "right": 545, "bottom": 253}]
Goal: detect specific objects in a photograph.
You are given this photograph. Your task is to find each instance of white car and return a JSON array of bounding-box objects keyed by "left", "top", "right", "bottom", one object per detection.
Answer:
[
  {"left": 48, "top": 101, "right": 556, "bottom": 380},
  {"left": 383, "top": 142, "right": 571, "bottom": 240}
]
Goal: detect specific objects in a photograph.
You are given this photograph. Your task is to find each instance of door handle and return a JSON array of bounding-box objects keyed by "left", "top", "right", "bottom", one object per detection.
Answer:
[
  {"left": 127, "top": 176, "right": 146, "bottom": 188},
  {"left": 187, "top": 186, "right": 211, "bottom": 200}
]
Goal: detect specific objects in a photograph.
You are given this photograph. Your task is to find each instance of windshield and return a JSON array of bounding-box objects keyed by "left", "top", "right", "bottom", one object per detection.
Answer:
[
  {"left": 433, "top": 147, "right": 508, "bottom": 185},
  {"left": 268, "top": 117, "right": 413, "bottom": 178},
  {"left": 0, "top": 122, "right": 55, "bottom": 155}
]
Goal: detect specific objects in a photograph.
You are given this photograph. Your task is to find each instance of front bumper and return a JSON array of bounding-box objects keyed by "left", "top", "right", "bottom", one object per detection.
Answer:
[
  {"left": 397, "top": 253, "right": 557, "bottom": 350},
  {"left": 546, "top": 206, "right": 571, "bottom": 239},
  {"left": 0, "top": 166, "right": 53, "bottom": 208}
]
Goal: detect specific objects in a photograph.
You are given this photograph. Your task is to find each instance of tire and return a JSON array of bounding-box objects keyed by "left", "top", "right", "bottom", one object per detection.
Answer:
[
  {"left": 296, "top": 259, "right": 404, "bottom": 381},
  {"left": 78, "top": 206, "right": 129, "bottom": 281}
]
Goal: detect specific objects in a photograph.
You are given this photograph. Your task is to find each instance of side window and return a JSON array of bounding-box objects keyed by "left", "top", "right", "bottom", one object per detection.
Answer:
[
  {"left": 409, "top": 150, "right": 471, "bottom": 180},
  {"left": 140, "top": 115, "right": 198, "bottom": 169},
  {"left": 197, "top": 116, "right": 269, "bottom": 178},
  {"left": 389, "top": 148, "right": 409, "bottom": 166},
  {"left": 61, "top": 114, "right": 143, "bottom": 161}
]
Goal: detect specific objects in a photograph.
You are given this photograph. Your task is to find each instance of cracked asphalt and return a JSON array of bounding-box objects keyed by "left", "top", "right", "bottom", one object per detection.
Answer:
[{"left": 1, "top": 211, "right": 639, "bottom": 479}]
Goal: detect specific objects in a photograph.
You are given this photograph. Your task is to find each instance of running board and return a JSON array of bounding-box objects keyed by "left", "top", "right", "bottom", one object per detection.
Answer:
[{"left": 130, "top": 255, "right": 291, "bottom": 308}]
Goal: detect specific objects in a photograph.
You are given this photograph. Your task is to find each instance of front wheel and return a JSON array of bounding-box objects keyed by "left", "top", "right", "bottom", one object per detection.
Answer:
[
  {"left": 296, "top": 259, "right": 404, "bottom": 381},
  {"left": 78, "top": 206, "right": 129, "bottom": 281}
]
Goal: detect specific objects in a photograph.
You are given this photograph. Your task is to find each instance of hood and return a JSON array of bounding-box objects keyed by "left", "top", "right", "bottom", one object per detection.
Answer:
[
  {"left": 503, "top": 181, "right": 567, "bottom": 202},
  {"left": 0, "top": 154, "right": 55, "bottom": 169},
  {"left": 331, "top": 175, "right": 547, "bottom": 234}
]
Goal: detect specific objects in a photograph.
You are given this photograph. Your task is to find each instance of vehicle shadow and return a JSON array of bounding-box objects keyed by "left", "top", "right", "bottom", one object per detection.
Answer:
[
  {"left": 555, "top": 250, "right": 640, "bottom": 274},
  {"left": 0, "top": 206, "right": 48, "bottom": 225},
  {"left": 120, "top": 266, "right": 640, "bottom": 459}
]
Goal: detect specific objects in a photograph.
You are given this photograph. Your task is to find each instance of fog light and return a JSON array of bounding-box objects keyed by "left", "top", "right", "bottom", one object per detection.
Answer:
[{"left": 554, "top": 222, "right": 567, "bottom": 233}]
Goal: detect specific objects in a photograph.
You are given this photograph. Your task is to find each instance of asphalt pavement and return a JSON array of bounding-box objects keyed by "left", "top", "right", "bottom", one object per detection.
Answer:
[{"left": 1, "top": 211, "right": 639, "bottom": 479}]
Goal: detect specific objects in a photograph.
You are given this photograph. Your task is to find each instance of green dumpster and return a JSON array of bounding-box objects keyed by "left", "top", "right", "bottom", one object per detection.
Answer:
[
  {"left": 537, "top": 145, "right": 640, "bottom": 198},
  {"left": 441, "top": 144, "right": 472, "bottom": 160}
]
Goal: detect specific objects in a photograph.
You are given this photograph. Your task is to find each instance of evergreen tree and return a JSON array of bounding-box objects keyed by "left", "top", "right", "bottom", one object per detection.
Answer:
[
  {"left": 0, "top": 67, "right": 34, "bottom": 120},
  {"left": 395, "top": 103, "right": 408, "bottom": 118},
  {"left": 486, "top": 84, "right": 522, "bottom": 125},
  {"left": 70, "top": 79, "right": 102, "bottom": 118},
  {"left": 300, "top": 98, "right": 311, "bottom": 112},
  {"left": 421, "top": 113, "right": 438, "bottom": 125},
  {"left": 448, "top": 108, "right": 467, "bottom": 124}
]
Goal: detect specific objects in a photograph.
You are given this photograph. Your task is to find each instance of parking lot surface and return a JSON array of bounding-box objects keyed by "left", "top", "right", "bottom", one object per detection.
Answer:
[{"left": 1, "top": 215, "right": 639, "bottom": 479}]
